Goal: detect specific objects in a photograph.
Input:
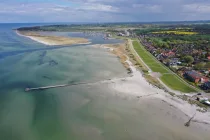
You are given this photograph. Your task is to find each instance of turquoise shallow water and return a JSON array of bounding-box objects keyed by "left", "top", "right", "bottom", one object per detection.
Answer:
[
  {"left": 0, "top": 23, "right": 128, "bottom": 140},
  {"left": 0, "top": 24, "right": 209, "bottom": 140}
]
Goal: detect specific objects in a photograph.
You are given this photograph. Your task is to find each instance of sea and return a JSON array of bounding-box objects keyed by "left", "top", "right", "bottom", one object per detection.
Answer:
[{"left": 0, "top": 23, "right": 209, "bottom": 140}]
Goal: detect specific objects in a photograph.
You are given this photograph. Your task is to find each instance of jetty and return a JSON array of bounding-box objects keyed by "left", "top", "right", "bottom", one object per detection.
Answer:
[
  {"left": 25, "top": 82, "right": 87, "bottom": 92},
  {"left": 24, "top": 77, "right": 129, "bottom": 92}
]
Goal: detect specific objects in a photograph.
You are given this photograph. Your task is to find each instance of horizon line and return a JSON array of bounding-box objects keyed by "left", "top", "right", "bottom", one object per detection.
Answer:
[{"left": 0, "top": 19, "right": 210, "bottom": 24}]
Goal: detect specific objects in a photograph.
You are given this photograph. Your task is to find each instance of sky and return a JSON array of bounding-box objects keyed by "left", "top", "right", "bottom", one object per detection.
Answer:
[{"left": 0, "top": 0, "right": 210, "bottom": 23}]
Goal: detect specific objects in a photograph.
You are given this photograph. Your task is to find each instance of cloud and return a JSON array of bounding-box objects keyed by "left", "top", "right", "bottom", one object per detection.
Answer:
[
  {"left": 132, "top": 4, "right": 162, "bottom": 13},
  {"left": 77, "top": 3, "right": 119, "bottom": 12},
  {"left": 0, "top": 0, "right": 210, "bottom": 22},
  {"left": 182, "top": 3, "right": 210, "bottom": 13}
]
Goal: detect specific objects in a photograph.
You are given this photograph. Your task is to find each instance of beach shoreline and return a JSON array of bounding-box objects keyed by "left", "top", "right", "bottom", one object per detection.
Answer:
[
  {"left": 97, "top": 42, "right": 210, "bottom": 129},
  {"left": 16, "top": 30, "right": 91, "bottom": 46},
  {"left": 16, "top": 30, "right": 54, "bottom": 45},
  {"left": 16, "top": 28, "right": 210, "bottom": 130}
]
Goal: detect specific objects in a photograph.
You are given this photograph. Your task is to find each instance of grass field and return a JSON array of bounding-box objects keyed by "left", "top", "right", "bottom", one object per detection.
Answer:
[
  {"left": 161, "top": 75, "right": 195, "bottom": 92},
  {"left": 132, "top": 40, "right": 196, "bottom": 93},
  {"left": 152, "top": 31, "right": 198, "bottom": 35}
]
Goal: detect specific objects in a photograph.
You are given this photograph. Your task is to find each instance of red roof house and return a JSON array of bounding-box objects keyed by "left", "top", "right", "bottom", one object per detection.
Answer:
[
  {"left": 184, "top": 70, "right": 209, "bottom": 83},
  {"left": 162, "top": 51, "right": 175, "bottom": 58}
]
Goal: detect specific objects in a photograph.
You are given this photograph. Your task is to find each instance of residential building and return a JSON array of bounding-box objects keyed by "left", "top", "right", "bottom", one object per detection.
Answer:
[
  {"left": 177, "top": 67, "right": 189, "bottom": 76},
  {"left": 184, "top": 70, "right": 208, "bottom": 83},
  {"left": 201, "top": 81, "right": 210, "bottom": 90},
  {"left": 161, "top": 51, "right": 175, "bottom": 58}
]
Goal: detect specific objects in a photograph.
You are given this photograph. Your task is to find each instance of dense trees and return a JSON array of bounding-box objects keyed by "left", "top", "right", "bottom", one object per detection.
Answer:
[
  {"left": 194, "top": 62, "right": 206, "bottom": 70},
  {"left": 205, "top": 62, "right": 210, "bottom": 69},
  {"left": 151, "top": 38, "right": 169, "bottom": 48},
  {"left": 183, "top": 55, "right": 194, "bottom": 64}
]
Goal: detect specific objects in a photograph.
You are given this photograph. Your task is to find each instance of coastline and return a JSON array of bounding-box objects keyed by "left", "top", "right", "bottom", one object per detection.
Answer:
[
  {"left": 97, "top": 42, "right": 210, "bottom": 129},
  {"left": 16, "top": 27, "right": 210, "bottom": 131},
  {"left": 16, "top": 30, "right": 54, "bottom": 45},
  {"left": 15, "top": 30, "right": 91, "bottom": 46}
]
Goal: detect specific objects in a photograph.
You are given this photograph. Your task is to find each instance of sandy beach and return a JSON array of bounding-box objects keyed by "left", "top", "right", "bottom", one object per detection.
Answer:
[
  {"left": 16, "top": 30, "right": 91, "bottom": 46},
  {"left": 96, "top": 43, "right": 210, "bottom": 131},
  {"left": 16, "top": 29, "right": 210, "bottom": 132},
  {"left": 111, "top": 59, "right": 210, "bottom": 124}
]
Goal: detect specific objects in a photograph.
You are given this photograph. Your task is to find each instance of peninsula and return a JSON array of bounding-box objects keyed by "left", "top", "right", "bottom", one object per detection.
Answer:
[{"left": 16, "top": 30, "right": 90, "bottom": 46}]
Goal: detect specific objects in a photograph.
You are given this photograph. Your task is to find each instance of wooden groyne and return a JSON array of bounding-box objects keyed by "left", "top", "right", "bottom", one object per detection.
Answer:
[{"left": 185, "top": 113, "right": 196, "bottom": 127}]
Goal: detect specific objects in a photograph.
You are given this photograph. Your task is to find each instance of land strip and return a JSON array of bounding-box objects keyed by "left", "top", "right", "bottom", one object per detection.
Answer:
[{"left": 16, "top": 30, "right": 90, "bottom": 46}]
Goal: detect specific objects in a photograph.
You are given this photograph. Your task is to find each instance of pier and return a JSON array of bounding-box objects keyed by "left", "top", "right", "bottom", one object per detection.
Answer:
[
  {"left": 25, "top": 82, "right": 87, "bottom": 92},
  {"left": 24, "top": 77, "right": 129, "bottom": 92}
]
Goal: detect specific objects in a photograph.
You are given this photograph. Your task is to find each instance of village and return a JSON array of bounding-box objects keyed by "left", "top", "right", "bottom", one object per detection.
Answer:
[
  {"left": 114, "top": 26, "right": 210, "bottom": 107},
  {"left": 115, "top": 28, "right": 210, "bottom": 93},
  {"left": 138, "top": 33, "right": 210, "bottom": 91}
]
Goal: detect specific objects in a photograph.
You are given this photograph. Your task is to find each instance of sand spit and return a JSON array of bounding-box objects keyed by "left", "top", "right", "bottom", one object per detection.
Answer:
[{"left": 16, "top": 30, "right": 91, "bottom": 46}]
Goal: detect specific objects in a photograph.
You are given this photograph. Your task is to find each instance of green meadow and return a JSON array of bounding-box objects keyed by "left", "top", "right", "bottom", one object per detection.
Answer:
[{"left": 132, "top": 40, "right": 196, "bottom": 93}]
